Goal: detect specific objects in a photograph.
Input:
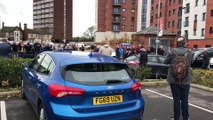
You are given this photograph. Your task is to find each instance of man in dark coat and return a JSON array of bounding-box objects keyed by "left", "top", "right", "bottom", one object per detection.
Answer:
[
  {"left": 0, "top": 40, "right": 12, "bottom": 58},
  {"left": 164, "top": 36, "right": 194, "bottom": 120}
]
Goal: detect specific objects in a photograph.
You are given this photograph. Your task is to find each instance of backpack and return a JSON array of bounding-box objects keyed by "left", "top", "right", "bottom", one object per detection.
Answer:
[{"left": 171, "top": 49, "right": 190, "bottom": 84}]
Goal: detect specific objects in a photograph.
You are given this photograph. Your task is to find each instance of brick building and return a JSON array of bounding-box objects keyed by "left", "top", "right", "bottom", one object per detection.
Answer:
[
  {"left": 95, "top": 0, "right": 141, "bottom": 42},
  {"left": 33, "top": 0, "right": 73, "bottom": 41},
  {"left": 150, "top": 0, "right": 213, "bottom": 48}
]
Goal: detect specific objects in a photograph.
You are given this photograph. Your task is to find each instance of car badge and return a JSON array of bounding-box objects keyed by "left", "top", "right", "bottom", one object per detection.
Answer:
[{"left": 107, "top": 86, "right": 114, "bottom": 89}]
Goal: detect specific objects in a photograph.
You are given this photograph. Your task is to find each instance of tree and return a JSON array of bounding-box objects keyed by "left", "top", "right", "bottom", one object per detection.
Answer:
[{"left": 83, "top": 26, "right": 95, "bottom": 39}]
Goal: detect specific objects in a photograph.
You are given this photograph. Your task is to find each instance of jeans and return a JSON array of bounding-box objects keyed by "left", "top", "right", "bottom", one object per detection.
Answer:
[{"left": 170, "top": 84, "right": 190, "bottom": 120}]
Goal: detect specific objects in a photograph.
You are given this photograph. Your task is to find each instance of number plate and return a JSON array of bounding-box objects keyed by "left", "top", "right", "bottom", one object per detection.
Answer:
[{"left": 93, "top": 95, "right": 123, "bottom": 105}]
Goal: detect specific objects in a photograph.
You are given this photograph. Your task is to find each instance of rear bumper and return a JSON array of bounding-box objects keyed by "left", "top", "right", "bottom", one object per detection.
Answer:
[{"left": 49, "top": 98, "right": 145, "bottom": 120}]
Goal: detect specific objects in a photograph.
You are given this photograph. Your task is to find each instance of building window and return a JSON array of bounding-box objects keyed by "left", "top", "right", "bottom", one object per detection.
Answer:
[
  {"left": 203, "top": 0, "right": 206, "bottom": 5},
  {"left": 193, "top": 29, "right": 197, "bottom": 35},
  {"left": 113, "top": 25, "right": 119, "bottom": 31},
  {"left": 209, "top": 27, "right": 213, "bottom": 34},
  {"left": 195, "top": 0, "right": 198, "bottom": 6},
  {"left": 173, "top": 0, "right": 176, "bottom": 3},
  {"left": 172, "top": 21, "right": 175, "bottom": 27},
  {"left": 156, "top": 4, "right": 158, "bottom": 9},
  {"left": 178, "top": 7, "right": 182, "bottom": 16},
  {"left": 178, "top": 19, "right": 181, "bottom": 29},
  {"left": 173, "top": 9, "right": 176, "bottom": 14},
  {"left": 160, "top": 12, "right": 162, "bottom": 17},
  {"left": 211, "top": 10, "right": 213, "bottom": 16},
  {"left": 184, "top": 17, "right": 189, "bottom": 27},
  {"left": 169, "top": 0, "right": 172, "bottom": 5},
  {"left": 151, "top": 7, "right": 154, "bottom": 13},
  {"left": 151, "top": 0, "right": 154, "bottom": 4},
  {"left": 194, "top": 14, "right": 197, "bottom": 21},
  {"left": 185, "top": 3, "right": 190, "bottom": 13},
  {"left": 160, "top": 3, "right": 162, "bottom": 9},
  {"left": 131, "top": 17, "right": 135, "bottom": 22},
  {"left": 156, "top": 14, "right": 158, "bottom": 18},
  {"left": 132, "top": 0, "right": 135, "bottom": 5},
  {"left": 169, "top": 11, "right": 171, "bottom": 16},
  {"left": 151, "top": 16, "right": 153, "bottom": 23},
  {"left": 122, "top": 16, "right": 126, "bottom": 21},
  {"left": 185, "top": 30, "right": 188, "bottom": 40},
  {"left": 179, "top": 0, "right": 182, "bottom": 4},
  {"left": 202, "top": 12, "right": 206, "bottom": 21},
  {"left": 131, "top": 25, "right": 134, "bottom": 31},
  {"left": 131, "top": 8, "right": 135, "bottom": 13},
  {"left": 201, "top": 28, "right": 205, "bottom": 36},
  {"left": 114, "top": 8, "right": 119, "bottom": 14},
  {"left": 122, "top": 8, "right": 126, "bottom": 12},
  {"left": 168, "top": 21, "right": 170, "bottom": 28},
  {"left": 122, "top": 25, "right": 125, "bottom": 29},
  {"left": 122, "top": 0, "right": 126, "bottom": 3}
]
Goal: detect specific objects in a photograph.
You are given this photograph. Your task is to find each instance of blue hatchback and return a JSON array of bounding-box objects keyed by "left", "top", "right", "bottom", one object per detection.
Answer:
[{"left": 21, "top": 51, "right": 145, "bottom": 120}]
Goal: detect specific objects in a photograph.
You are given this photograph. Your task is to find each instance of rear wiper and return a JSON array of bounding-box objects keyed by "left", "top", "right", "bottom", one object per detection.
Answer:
[{"left": 105, "top": 79, "right": 128, "bottom": 84}]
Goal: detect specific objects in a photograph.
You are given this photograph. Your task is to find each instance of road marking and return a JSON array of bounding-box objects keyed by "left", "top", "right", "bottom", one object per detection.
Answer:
[
  {"left": 145, "top": 89, "right": 213, "bottom": 114},
  {"left": 1, "top": 101, "right": 7, "bottom": 120}
]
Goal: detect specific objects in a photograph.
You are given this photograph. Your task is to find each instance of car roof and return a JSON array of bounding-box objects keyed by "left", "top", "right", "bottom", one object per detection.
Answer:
[{"left": 45, "top": 51, "right": 122, "bottom": 66}]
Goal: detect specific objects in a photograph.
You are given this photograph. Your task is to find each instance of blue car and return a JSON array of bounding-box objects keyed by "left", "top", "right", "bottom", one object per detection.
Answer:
[{"left": 21, "top": 51, "right": 145, "bottom": 120}]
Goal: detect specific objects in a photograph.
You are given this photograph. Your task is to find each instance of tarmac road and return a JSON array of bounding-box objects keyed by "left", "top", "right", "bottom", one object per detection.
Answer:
[{"left": 0, "top": 84, "right": 213, "bottom": 120}]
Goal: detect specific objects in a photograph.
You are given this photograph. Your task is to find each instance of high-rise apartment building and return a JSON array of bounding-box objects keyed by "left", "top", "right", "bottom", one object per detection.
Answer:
[
  {"left": 33, "top": 0, "right": 73, "bottom": 41},
  {"left": 150, "top": 0, "right": 213, "bottom": 48},
  {"left": 95, "top": 0, "right": 141, "bottom": 42},
  {"left": 150, "top": 0, "right": 183, "bottom": 36}
]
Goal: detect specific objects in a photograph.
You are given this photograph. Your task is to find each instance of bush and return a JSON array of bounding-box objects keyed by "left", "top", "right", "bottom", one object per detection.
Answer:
[
  {"left": 0, "top": 58, "right": 32, "bottom": 88},
  {"left": 192, "top": 69, "right": 213, "bottom": 88},
  {"left": 134, "top": 66, "right": 151, "bottom": 80}
]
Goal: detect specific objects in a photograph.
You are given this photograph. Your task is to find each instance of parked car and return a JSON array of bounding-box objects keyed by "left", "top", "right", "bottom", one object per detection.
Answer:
[
  {"left": 21, "top": 51, "right": 145, "bottom": 120},
  {"left": 208, "top": 57, "right": 213, "bottom": 69},
  {"left": 123, "top": 54, "right": 169, "bottom": 78},
  {"left": 192, "top": 48, "right": 213, "bottom": 68}
]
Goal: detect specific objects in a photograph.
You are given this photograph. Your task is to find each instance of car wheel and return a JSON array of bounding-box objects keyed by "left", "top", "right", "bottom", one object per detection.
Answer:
[
  {"left": 21, "top": 79, "right": 26, "bottom": 99},
  {"left": 38, "top": 103, "right": 47, "bottom": 120}
]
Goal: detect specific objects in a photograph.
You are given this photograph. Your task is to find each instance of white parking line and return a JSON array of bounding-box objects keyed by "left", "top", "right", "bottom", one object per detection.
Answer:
[
  {"left": 1, "top": 101, "right": 7, "bottom": 120},
  {"left": 145, "top": 89, "right": 213, "bottom": 114}
]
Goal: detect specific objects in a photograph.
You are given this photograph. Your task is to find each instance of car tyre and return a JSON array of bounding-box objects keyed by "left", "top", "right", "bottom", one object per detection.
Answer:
[
  {"left": 38, "top": 103, "right": 47, "bottom": 120},
  {"left": 21, "top": 79, "right": 26, "bottom": 99}
]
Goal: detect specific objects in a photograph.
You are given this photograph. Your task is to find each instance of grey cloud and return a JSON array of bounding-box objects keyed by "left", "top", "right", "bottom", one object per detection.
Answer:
[{"left": 0, "top": 2, "right": 8, "bottom": 14}]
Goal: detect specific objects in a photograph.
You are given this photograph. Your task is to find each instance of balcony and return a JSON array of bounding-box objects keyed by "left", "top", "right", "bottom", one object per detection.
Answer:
[
  {"left": 112, "top": 12, "right": 122, "bottom": 16},
  {"left": 113, "top": 0, "right": 121, "bottom": 7},
  {"left": 112, "top": 29, "right": 121, "bottom": 32},
  {"left": 113, "top": 3, "right": 121, "bottom": 7},
  {"left": 112, "top": 19, "right": 121, "bottom": 24}
]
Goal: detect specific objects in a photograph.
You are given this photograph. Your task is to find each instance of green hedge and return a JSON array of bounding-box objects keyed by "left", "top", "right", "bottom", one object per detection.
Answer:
[
  {"left": 0, "top": 58, "right": 32, "bottom": 88},
  {"left": 192, "top": 69, "right": 213, "bottom": 88}
]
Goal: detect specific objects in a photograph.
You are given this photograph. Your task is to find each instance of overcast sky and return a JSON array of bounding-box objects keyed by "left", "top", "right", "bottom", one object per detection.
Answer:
[{"left": 0, "top": 0, "right": 95, "bottom": 37}]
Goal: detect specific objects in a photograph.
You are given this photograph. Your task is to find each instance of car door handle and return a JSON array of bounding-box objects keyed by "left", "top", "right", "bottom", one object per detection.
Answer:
[{"left": 37, "top": 83, "right": 41, "bottom": 88}]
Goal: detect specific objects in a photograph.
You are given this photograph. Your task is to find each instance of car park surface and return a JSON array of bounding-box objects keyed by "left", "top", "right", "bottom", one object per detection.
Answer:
[
  {"left": 21, "top": 51, "right": 145, "bottom": 120},
  {"left": 1, "top": 85, "right": 213, "bottom": 120}
]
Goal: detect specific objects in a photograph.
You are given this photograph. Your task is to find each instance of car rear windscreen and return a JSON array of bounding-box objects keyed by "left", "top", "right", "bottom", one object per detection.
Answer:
[{"left": 61, "top": 63, "right": 133, "bottom": 85}]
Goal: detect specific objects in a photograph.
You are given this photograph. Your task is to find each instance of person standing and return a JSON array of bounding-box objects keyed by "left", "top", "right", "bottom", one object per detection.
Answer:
[
  {"left": 99, "top": 42, "right": 113, "bottom": 56},
  {"left": 0, "top": 39, "right": 12, "bottom": 58},
  {"left": 202, "top": 49, "right": 209, "bottom": 69},
  {"left": 11, "top": 41, "right": 18, "bottom": 58},
  {"left": 139, "top": 47, "right": 148, "bottom": 66},
  {"left": 164, "top": 36, "right": 194, "bottom": 120}
]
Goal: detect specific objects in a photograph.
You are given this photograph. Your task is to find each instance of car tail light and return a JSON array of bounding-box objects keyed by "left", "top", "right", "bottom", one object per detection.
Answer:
[
  {"left": 48, "top": 84, "right": 85, "bottom": 98},
  {"left": 131, "top": 82, "right": 142, "bottom": 91}
]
